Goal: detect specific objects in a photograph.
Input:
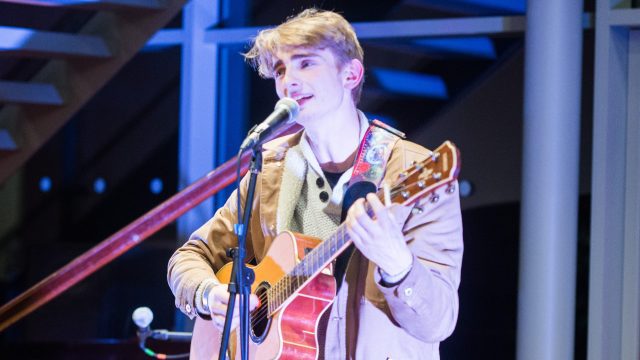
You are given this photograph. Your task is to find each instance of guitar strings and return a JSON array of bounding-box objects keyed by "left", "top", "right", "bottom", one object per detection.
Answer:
[
  {"left": 241, "top": 178, "right": 447, "bottom": 325},
  {"left": 251, "top": 186, "right": 411, "bottom": 324}
]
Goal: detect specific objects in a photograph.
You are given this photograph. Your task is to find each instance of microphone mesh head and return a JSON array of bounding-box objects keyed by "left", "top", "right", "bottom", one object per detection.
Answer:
[
  {"left": 132, "top": 307, "right": 153, "bottom": 328},
  {"left": 276, "top": 97, "right": 300, "bottom": 119}
]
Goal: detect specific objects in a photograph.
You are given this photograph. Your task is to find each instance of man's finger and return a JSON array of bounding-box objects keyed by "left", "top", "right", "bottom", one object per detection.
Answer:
[
  {"left": 209, "top": 302, "right": 229, "bottom": 316},
  {"left": 367, "top": 193, "right": 385, "bottom": 213},
  {"left": 250, "top": 294, "right": 260, "bottom": 311},
  {"left": 212, "top": 315, "right": 224, "bottom": 329}
]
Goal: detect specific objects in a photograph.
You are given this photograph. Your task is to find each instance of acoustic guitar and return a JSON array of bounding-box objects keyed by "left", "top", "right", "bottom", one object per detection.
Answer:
[{"left": 190, "top": 140, "right": 460, "bottom": 360}]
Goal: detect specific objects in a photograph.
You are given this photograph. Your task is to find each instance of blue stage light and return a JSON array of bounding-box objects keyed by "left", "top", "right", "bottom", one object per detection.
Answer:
[
  {"left": 93, "top": 178, "right": 107, "bottom": 194},
  {"left": 39, "top": 176, "right": 52, "bottom": 193},
  {"left": 150, "top": 178, "right": 163, "bottom": 194},
  {"left": 459, "top": 179, "right": 474, "bottom": 198}
]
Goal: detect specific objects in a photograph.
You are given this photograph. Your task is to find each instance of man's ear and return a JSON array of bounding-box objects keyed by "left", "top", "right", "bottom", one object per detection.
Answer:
[{"left": 342, "top": 58, "right": 364, "bottom": 91}]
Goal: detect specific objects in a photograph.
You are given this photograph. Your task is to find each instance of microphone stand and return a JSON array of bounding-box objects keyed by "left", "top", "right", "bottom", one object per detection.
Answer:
[{"left": 218, "top": 145, "right": 261, "bottom": 360}]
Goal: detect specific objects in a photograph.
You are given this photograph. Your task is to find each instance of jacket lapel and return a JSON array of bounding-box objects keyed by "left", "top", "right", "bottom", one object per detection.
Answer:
[{"left": 276, "top": 144, "right": 307, "bottom": 233}]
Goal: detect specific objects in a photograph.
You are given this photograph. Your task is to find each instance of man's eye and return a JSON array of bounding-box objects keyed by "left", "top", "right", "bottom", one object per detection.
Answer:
[
  {"left": 300, "top": 60, "right": 312, "bottom": 68},
  {"left": 274, "top": 68, "right": 284, "bottom": 77}
]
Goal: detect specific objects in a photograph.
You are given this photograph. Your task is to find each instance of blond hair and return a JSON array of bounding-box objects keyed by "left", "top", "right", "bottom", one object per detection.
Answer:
[{"left": 244, "top": 9, "right": 365, "bottom": 103}]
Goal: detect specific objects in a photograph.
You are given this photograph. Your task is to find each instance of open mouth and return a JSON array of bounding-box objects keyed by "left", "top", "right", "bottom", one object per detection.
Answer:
[{"left": 294, "top": 95, "right": 313, "bottom": 106}]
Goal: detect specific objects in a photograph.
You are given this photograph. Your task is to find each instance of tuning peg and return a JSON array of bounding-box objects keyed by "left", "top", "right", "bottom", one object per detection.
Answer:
[
  {"left": 411, "top": 206, "right": 424, "bottom": 215},
  {"left": 429, "top": 193, "right": 440, "bottom": 204},
  {"left": 446, "top": 183, "right": 456, "bottom": 194}
]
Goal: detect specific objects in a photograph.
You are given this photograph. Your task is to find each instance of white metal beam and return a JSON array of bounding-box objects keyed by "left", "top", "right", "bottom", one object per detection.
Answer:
[
  {"left": 203, "top": 14, "right": 593, "bottom": 46},
  {"left": 621, "top": 32, "right": 640, "bottom": 360},
  {"left": 204, "top": 16, "right": 527, "bottom": 44},
  {"left": 146, "top": 29, "right": 184, "bottom": 48},
  {"left": 174, "top": 0, "right": 218, "bottom": 331},
  {"left": 588, "top": 2, "right": 640, "bottom": 360},
  {"left": 609, "top": 8, "right": 640, "bottom": 27}
]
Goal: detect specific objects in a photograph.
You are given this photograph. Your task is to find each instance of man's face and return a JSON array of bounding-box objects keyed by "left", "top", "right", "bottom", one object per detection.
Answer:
[{"left": 271, "top": 47, "right": 352, "bottom": 125}]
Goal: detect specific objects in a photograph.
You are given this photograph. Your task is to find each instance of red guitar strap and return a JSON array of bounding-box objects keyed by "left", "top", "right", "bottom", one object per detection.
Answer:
[
  {"left": 349, "top": 119, "right": 405, "bottom": 188},
  {"left": 334, "top": 120, "right": 405, "bottom": 288}
]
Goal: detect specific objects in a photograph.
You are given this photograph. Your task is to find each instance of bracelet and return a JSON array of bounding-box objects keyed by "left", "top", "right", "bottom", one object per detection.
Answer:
[{"left": 196, "top": 278, "right": 219, "bottom": 315}]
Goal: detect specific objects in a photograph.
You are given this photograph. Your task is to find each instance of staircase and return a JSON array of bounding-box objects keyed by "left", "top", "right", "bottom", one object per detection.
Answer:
[{"left": 0, "top": 0, "right": 186, "bottom": 184}]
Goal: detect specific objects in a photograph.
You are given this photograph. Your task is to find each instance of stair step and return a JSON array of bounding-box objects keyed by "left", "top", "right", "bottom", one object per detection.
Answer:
[
  {"left": 0, "top": 26, "right": 111, "bottom": 58},
  {"left": 0, "top": 0, "right": 187, "bottom": 184},
  {"left": 0, "top": 0, "right": 163, "bottom": 11},
  {"left": 0, "top": 80, "right": 63, "bottom": 105},
  {"left": 0, "top": 129, "right": 18, "bottom": 150}
]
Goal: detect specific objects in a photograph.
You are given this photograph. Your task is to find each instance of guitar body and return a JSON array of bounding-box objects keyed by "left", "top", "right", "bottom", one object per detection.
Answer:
[{"left": 190, "top": 231, "right": 337, "bottom": 360}]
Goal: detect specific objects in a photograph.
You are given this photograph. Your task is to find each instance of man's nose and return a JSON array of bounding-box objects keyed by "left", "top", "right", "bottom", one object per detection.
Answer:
[{"left": 282, "top": 72, "right": 300, "bottom": 96}]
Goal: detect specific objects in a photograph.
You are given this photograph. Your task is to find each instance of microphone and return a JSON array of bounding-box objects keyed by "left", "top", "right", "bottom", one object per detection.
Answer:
[
  {"left": 132, "top": 306, "right": 153, "bottom": 340},
  {"left": 131, "top": 307, "right": 193, "bottom": 343},
  {"left": 240, "top": 97, "right": 299, "bottom": 150},
  {"left": 150, "top": 329, "right": 193, "bottom": 342}
]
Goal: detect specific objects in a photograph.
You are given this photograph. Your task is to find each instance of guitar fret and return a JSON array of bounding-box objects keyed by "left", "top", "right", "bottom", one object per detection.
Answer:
[
  {"left": 273, "top": 283, "right": 278, "bottom": 310},
  {"left": 312, "top": 246, "right": 318, "bottom": 273},
  {"left": 284, "top": 276, "right": 288, "bottom": 299},
  {"left": 318, "top": 240, "right": 326, "bottom": 268},
  {"left": 333, "top": 235, "right": 338, "bottom": 256},
  {"left": 276, "top": 286, "right": 281, "bottom": 309}
]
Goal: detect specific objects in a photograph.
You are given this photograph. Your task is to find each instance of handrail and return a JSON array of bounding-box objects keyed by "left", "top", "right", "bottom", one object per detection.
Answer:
[{"left": 0, "top": 123, "right": 301, "bottom": 332}]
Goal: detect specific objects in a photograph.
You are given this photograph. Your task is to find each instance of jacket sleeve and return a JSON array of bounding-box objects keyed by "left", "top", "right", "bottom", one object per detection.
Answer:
[
  {"left": 375, "top": 141, "right": 464, "bottom": 342},
  {"left": 167, "top": 173, "right": 255, "bottom": 319}
]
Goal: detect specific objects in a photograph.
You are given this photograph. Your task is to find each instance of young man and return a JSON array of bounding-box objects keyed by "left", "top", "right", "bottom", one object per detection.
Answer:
[{"left": 168, "top": 9, "right": 463, "bottom": 359}]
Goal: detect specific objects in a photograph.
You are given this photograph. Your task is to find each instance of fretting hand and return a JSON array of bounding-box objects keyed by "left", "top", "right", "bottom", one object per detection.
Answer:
[{"left": 345, "top": 193, "right": 413, "bottom": 277}]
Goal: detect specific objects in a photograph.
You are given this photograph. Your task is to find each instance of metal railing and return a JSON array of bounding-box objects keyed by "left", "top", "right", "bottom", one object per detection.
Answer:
[{"left": 0, "top": 123, "right": 301, "bottom": 332}]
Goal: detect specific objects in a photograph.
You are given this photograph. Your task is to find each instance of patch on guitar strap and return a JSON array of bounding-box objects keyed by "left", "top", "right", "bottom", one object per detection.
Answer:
[{"left": 334, "top": 121, "right": 402, "bottom": 289}]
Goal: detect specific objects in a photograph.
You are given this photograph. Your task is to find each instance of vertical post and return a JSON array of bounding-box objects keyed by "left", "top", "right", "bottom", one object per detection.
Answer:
[
  {"left": 176, "top": 0, "right": 220, "bottom": 330},
  {"left": 620, "top": 30, "right": 640, "bottom": 360},
  {"left": 588, "top": 0, "right": 640, "bottom": 350},
  {"left": 214, "top": 0, "right": 249, "bottom": 209},
  {"left": 587, "top": 1, "right": 630, "bottom": 359},
  {"left": 517, "top": 0, "right": 583, "bottom": 359}
]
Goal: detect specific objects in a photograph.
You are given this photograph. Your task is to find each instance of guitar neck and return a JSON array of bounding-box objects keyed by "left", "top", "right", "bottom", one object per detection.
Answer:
[{"left": 267, "top": 223, "right": 353, "bottom": 314}]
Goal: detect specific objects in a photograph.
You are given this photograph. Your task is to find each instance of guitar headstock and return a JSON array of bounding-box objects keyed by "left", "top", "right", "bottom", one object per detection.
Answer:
[{"left": 387, "top": 141, "right": 461, "bottom": 206}]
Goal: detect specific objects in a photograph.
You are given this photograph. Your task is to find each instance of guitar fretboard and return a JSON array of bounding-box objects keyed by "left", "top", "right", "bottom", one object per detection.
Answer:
[{"left": 267, "top": 224, "right": 351, "bottom": 314}]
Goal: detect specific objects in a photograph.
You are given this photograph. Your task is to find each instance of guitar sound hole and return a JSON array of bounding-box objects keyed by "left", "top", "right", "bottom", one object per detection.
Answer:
[{"left": 250, "top": 282, "right": 271, "bottom": 344}]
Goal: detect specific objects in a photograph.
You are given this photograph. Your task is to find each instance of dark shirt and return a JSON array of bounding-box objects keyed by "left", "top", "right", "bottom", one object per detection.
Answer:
[{"left": 323, "top": 170, "right": 344, "bottom": 190}]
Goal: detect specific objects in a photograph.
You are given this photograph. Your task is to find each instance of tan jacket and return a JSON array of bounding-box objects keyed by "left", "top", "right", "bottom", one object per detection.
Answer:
[{"left": 168, "top": 130, "right": 463, "bottom": 359}]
